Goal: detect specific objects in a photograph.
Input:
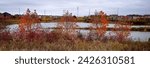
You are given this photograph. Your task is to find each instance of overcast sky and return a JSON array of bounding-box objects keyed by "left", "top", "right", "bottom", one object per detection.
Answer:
[{"left": 0, "top": 0, "right": 150, "bottom": 16}]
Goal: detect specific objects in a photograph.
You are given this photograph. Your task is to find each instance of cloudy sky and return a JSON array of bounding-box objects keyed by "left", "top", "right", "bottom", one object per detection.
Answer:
[{"left": 0, "top": 0, "right": 150, "bottom": 16}]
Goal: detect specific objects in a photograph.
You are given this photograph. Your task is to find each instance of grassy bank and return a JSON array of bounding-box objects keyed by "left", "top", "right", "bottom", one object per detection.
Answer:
[
  {"left": 43, "top": 27, "right": 150, "bottom": 32},
  {"left": 0, "top": 30, "right": 150, "bottom": 51},
  {"left": 0, "top": 38, "right": 150, "bottom": 51}
]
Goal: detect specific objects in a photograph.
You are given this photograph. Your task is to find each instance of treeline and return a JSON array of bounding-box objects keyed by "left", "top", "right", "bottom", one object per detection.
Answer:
[
  {"left": 129, "top": 19, "right": 150, "bottom": 25},
  {"left": 0, "top": 11, "right": 150, "bottom": 25}
]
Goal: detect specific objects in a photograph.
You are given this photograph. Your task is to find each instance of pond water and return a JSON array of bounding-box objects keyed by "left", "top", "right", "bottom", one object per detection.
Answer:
[
  {"left": 7, "top": 22, "right": 150, "bottom": 29},
  {"left": 6, "top": 22, "right": 150, "bottom": 41}
]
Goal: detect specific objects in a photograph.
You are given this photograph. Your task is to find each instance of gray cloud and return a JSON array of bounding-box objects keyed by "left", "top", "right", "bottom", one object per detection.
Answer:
[{"left": 0, "top": 0, "right": 149, "bottom": 16}]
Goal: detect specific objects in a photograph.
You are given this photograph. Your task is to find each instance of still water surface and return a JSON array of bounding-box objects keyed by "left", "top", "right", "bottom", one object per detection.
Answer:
[{"left": 6, "top": 22, "right": 150, "bottom": 41}]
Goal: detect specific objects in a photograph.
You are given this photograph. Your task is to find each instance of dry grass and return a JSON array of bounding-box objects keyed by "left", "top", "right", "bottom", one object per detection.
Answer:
[{"left": 0, "top": 30, "right": 150, "bottom": 51}]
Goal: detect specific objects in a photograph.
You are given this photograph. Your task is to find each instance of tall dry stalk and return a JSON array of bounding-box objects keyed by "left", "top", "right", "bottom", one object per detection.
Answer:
[{"left": 57, "top": 10, "right": 78, "bottom": 36}]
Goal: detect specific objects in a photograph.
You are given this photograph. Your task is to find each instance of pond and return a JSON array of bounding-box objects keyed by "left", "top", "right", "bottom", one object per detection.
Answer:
[{"left": 6, "top": 22, "right": 150, "bottom": 42}]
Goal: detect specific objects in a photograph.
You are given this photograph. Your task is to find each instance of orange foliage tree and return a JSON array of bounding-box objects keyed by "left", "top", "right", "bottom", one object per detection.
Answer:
[
  {"left": 17, "top": 9, "right": 42, "bottom": 41},
  {"left": 19, "top": 9, "right": 41, "bottom": 33},
  {"left": 89, "top": 10, "right": 108, "bottom": 40}
]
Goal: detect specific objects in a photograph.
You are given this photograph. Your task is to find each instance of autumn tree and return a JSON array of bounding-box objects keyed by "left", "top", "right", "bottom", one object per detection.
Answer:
[
  {"left": 19, "top": 9, "right": 41, "bottom": 33},
  {"left": 18, "top": 9, "right": 42, "bottom": 42},
  {"left": 88, "top": 10, "right": 108, "bottom": 40}
]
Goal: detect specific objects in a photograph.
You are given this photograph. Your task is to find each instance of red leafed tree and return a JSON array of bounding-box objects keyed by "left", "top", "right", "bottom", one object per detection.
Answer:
[
  {"left": 19, "top": 9, "right": 41, "bottom": 33},
  {"left": 89, "top": 10, "right": 108, "bottom": 40}
]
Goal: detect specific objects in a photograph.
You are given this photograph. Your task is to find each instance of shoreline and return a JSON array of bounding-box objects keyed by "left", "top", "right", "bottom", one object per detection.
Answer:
[{"left": 1, "top": 22, "right": 150, "bottom": 32}]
